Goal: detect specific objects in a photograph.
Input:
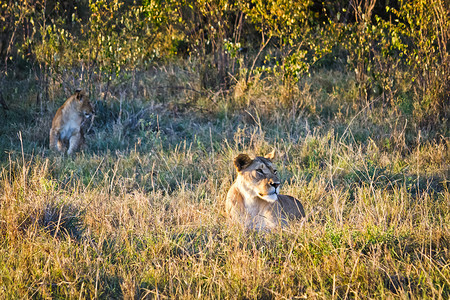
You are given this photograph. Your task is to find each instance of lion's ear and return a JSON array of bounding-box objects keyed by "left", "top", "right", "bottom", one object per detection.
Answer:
[
  {"left": 75, "top": 89, "right": 83, "bottom": 101},
  {"left": 264, "top": 149, "right": 276, "bottom": 160},
  {"left": 234, "top": 154, "right": 253, "bottom": 172}
]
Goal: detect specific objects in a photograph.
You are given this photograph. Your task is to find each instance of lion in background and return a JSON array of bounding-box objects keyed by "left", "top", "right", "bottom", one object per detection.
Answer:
[
  {"left": 49, "top": 89, "right": 94, "bottom": 155},
  {"left": 226, "top": 151, "right": 305, "bottom": 230}
]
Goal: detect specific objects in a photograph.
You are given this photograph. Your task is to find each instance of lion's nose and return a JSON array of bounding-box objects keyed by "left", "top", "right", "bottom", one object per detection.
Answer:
[{"left": 270, "top": 182, "right": 280, "bottom": 189}]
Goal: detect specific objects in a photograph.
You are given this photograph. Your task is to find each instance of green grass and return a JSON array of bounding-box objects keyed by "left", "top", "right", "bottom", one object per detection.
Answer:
[{"left": 0, "top": 64, "right": 449, "bottom": 299}]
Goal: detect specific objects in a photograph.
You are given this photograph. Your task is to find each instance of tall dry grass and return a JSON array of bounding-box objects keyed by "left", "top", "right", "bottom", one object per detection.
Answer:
[{"left": 0, "top": 65, "right": 449, "bottom": 298}]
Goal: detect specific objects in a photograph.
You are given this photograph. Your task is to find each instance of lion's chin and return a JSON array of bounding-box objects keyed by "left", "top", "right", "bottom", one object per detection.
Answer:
[{"left": 259, "top": 193, "right": 278, "bottom": 203}]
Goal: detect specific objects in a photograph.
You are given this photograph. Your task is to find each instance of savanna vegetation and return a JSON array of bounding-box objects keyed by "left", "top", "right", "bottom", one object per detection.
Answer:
[{"left": 0, "top": 0, "right": 449, "bottom": 298}]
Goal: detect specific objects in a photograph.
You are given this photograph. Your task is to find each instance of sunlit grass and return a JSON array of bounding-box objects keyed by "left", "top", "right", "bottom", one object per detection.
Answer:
[{"left": 0, "top": 66, "right": 449, "bottom": 298}]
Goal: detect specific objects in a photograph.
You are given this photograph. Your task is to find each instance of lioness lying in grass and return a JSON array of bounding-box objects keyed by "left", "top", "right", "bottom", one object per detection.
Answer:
[{"left": 226, "top": 151, "right": 305, "bottom": 230}]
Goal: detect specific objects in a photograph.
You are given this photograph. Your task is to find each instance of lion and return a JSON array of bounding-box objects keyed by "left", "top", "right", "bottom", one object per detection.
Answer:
[
  {"left": 49, "top": 89, "right": 95, "bottom": 155},
  {"left": 226, "top": 151, "right": 305, "bottom": 230}
]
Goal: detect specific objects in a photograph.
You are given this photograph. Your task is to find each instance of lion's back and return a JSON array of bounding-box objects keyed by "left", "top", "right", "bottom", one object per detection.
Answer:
[{"left": 277, "top": 195, "right": 305, "bottom": 219}]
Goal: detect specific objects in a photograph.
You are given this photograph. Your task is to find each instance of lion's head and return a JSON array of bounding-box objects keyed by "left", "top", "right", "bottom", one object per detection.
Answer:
[
  {"left": 73, "top": 89, "right": 95, "bottom": 119},
  {"left": 233, "top": 150, "right": 280, "bottom": 203}
]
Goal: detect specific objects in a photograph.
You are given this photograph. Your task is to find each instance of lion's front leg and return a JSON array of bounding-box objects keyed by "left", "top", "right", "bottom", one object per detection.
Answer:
[
  {"left": 49, "top": 129, "right": 63, "bottom": 152},
  {"left": 67, "top": 132, "right": 81, "bottom": 155}
]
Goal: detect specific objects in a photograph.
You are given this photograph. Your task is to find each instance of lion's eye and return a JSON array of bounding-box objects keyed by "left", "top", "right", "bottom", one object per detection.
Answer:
[{"left": 256, "top": 169, "right": 264, "bottom": 175}]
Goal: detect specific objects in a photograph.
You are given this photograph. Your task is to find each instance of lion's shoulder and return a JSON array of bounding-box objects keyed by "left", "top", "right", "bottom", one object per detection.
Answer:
[{"left": 225, "top": 184, "right": 245, "bottom": 216}]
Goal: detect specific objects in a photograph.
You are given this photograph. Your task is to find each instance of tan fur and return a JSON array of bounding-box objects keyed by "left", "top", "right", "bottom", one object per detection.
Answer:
[
  {"left": 49, "top": 90, "right": 94, "bottom": 155},
  {"left": 226, "top": 151, "right": 305, "bottom": 230}
]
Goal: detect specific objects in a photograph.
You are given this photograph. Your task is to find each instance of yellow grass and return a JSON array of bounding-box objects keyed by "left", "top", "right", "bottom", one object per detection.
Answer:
[{"left": 0, "top": 68, "right": 449, "bottom": 299}]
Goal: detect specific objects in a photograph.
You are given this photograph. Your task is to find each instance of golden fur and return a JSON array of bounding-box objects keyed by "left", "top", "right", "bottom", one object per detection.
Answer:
[
  {"left": 226, "top": 151, "right": 305, "bottom": 230},
  {"left": 49, "top": 90, "right": 94, "bottom": 154}
]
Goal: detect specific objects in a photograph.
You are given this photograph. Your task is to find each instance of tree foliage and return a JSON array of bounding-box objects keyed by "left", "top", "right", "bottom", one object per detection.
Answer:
[{"left": 0, "top": 0, "right": 448, "bottom": 122}]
